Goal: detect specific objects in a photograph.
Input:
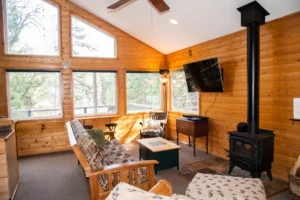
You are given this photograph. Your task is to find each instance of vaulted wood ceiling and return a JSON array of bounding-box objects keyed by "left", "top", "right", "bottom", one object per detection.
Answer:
[{"left": 70, "top": 0, "right": 300, "bottom": 54}]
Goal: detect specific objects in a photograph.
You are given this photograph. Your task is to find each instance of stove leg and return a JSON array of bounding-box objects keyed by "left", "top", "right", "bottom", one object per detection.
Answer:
[
  {"left": 251, "top": 171, "right": 261, "bottom": 179},
  {"left": 266, "top": 168, "right": 273, "bottom": 181},
  {"left": 228, "top": 164, "right": 235, "bottom": 174}
]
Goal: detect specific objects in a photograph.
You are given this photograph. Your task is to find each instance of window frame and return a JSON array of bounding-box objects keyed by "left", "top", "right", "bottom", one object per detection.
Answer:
[
  {"left": 6, "top": 69, "right": 63, "bottom": 120},
  {"left": 126, "top": 71, "right": 163, "bottom": 115},
  {"left": 2, "top": 0, "right": 61, "bottom": 57},
  {"left": 170, "top": 69, "right": 199, "bottom": 114},
  {"left": 71, "top": 15, "right": 117, "bottom": 59},
  {"left": 72, "top": 70, "right": 118, "bottom": 117}
]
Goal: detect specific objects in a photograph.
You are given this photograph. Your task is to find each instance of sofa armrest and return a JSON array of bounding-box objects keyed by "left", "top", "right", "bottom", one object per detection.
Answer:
[
  {"left": 87, "top": 160, "right": 159, "bottom": 177},
  {"left": 88, "top": 160, "right": 159, "bottom": 200},
  {"left": 149, "top": 180, "right": 172, "bottom": 197}
]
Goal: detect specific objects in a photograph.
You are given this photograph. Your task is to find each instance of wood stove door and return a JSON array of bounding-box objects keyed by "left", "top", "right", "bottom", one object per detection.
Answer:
[{"left": 230, "top": 136, "right": 257, "bottom": 162}]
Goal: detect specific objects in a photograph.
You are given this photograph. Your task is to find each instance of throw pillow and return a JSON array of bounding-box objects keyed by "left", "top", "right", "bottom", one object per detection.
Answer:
[
  {"left": 86, "top": 128, "right": 108, "bottom": 148},
  {"left": 149, "top": 120, "right": 162, "bottom": 130}
]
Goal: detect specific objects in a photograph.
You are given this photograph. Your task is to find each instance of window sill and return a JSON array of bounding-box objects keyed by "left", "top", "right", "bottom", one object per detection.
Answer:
[
  {"left": 3, "top": 53, "right": 61, "bottom": 59},
  {"left": 75, "top": 114, "right": 119, "bottom": 120},
  {"left": 13, "top": 116, "right": 64, "bottom": 123},
  {"left": 168, "top": 110, "right": 199, "bottom": 115},
  {"left": 126, "top": 110, "right": 164, "bottom": 116}
]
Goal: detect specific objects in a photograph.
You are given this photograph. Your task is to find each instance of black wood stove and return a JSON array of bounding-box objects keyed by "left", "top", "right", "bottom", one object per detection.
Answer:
[{"left": 227, "top": 1, "right": 275, "bottom": 181}]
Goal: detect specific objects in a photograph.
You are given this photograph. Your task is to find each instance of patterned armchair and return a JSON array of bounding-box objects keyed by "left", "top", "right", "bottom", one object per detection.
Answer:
[{"left": 140, "top": 112, "right": 168, "bottom": 139}]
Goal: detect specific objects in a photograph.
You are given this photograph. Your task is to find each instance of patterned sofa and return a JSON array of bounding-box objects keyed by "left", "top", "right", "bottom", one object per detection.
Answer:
[{"left": 66, "top": 120, "right": 158, "bottom": 200}]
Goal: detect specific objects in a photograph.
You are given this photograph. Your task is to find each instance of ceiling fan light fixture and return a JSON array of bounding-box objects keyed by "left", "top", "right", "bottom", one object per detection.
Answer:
[{"left": 170, "top": 19, "right": 178, "bottom": 25}]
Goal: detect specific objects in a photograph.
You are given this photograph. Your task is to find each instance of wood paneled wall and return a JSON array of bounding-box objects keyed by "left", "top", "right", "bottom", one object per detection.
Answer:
[
  {"left": 166, "top": 12, "right": 300, "bottom": 181},
  {"left": 0, "top": 0, "right": 165, "bottom": 156}
]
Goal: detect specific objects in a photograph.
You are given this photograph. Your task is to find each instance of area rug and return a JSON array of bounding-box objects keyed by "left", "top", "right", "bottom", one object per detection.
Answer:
[{"left": 179, "top": 157, "right": 290, "bottom": 198}]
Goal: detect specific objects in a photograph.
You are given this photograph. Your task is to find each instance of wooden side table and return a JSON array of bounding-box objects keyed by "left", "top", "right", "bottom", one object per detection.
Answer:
[{"left": 176, "top": 117, "right": 209, "bottom": 156}]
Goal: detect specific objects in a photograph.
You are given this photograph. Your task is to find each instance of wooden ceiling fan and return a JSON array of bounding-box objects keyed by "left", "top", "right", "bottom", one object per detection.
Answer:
[{"left": 108, "top": 0, "right": 170, "bottom": 13}]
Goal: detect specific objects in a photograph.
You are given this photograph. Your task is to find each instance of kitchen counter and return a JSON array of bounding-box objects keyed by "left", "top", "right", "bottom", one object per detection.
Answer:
[{"left": 0, "top": 130, "right": 14, "bottom": 140}]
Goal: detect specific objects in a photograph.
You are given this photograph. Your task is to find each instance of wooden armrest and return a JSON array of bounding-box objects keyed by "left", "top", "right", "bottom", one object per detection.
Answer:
[
  {"left": 150, "top": 180, "right": 172, "bottom": 197},
  {"left": 88, "top": 160, "right": 159, "bottom": 177}
]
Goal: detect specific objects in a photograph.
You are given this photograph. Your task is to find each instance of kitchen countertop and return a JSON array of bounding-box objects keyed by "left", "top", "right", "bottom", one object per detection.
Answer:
[{"left": 0, "top": 130, "right": 15, "bottom": 141}]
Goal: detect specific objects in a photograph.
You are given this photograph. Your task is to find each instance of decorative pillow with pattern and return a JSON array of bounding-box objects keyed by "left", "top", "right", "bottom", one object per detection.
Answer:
[
  {"left": 186, "top": 173, "right": 266, "bottom": 200},
  {"left": 148, "top": 120, "right": 162, "bottom": 130}
]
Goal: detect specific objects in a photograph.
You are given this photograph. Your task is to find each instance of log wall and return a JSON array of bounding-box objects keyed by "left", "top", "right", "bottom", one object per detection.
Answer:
[
  {"left": 166, "top": 12, "right": 300, "bottom": 181},
  {"left": 0, "top": 0, "right": 165, "bottom": 156}
]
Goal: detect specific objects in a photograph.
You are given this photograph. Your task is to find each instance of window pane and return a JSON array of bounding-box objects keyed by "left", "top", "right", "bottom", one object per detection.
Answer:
[
  {"left": 72, "top": 16, "right": 116, "bottom": 58},
  {"left": 73, "top": 72, "right": 94, "bottom": 115},
  {"left": 5, "top": 0, "right": 59, "bottom": 55},
  {"left": 8, "top": 72, "right": 61, "bottom": 119},
  {"left": 172, "top": 70, "right": 198, "bottom": 113},
  {"left": 73, "top": 72, "right": 117, "bottom": 115},
  {"left": 96, "top": 73, "right": 117, "bottom": 114},
  {"left": 127, "top": 73, "right": 161, "bottom": 112}
]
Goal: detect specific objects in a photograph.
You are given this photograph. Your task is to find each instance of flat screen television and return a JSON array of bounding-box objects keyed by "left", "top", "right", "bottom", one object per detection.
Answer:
[{"left": 183, "top": 57, "right": 224, "bottom": 92}]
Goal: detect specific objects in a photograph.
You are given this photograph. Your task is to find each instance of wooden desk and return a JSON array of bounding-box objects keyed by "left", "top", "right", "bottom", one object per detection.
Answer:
[{"left": 176, "top": 118, "right": 209, "bottom": 156}]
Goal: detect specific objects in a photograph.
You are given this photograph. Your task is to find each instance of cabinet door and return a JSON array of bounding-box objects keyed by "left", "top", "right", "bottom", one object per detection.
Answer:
[
  {"left": 0, "top": 154, "right": 8, "bottom": 178},
  {"left": 0, "top": 177, "right": 9, "bottom": 200}
]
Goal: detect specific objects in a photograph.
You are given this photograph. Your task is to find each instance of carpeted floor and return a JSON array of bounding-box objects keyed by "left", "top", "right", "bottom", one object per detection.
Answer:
[
  {"left": 179, "top": 157, "right": 290, "bottom": 198},
  {"left": 14, "top": 141, "right": 291, "bottom": 200}
]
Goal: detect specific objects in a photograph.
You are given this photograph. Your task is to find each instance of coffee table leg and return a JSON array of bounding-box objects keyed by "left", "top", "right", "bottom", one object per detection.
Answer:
[
  {"left": 176, "top": 132, "right": 179, "bottom": 145},
  {"left": 188, "top": 135, "right": 191, "bottom": 147}
]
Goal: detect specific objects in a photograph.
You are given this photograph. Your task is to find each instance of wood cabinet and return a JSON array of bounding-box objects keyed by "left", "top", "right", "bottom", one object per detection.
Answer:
[
  {"left": 176, "top": 118, "right": 209, "bottom": 156},
  {"left": 0, "top": 131, "right": 19, "bottom": 200}
]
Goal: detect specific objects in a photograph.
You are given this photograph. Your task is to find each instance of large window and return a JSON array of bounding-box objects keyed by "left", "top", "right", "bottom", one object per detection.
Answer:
[
  {"left": 126, "top": 72, "right": 161, "bottom": 113},
  {"left": 7, "top": 71, "right": 62, "bottom": 119},
  {"left": 71, "top": 16, "right": 116, "bottom": 58},
  {"left": 171, "top": 70, "right": 198, "bottom": 113},
  {"left": 73, "top": 71, "right": 117, "bottom": 116},
  {"left": 4, "top": 0, "right": 60, "bottom": 56}
]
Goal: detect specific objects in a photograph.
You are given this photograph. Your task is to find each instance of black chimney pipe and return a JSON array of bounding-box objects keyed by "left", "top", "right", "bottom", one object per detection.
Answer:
[{"left": 237, "top": 1, "right": 270, "bottom": 134}]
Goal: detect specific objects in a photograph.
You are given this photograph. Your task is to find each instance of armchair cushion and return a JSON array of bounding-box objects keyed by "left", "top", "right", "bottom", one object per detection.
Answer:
[
  {"left": 186, "top": 173, "right": 266, "bottom": 200},
  {"left": 106, "top": 182, "right": 190, "bottom": 200},
  {"left": 148, "top": 120, "right": 163, "bottom": 130}
]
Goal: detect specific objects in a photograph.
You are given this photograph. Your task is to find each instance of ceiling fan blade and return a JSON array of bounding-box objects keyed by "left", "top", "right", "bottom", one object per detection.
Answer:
[
  {"left": 149, "top": 0, "right": 170, "bottom": 13},
  {"left": 108, "top": 0, "right": 132, "bottom": 9}
]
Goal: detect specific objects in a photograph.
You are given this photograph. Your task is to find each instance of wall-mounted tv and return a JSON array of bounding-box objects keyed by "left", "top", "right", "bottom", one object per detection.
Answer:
[{"left": 183, "top": 57, "right": 224, "bottom": 92}]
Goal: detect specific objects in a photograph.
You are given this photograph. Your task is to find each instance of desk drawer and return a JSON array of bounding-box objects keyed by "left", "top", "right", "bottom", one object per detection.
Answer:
[{"left": 176, "top": 120, "right": 193, "bottom": 135}]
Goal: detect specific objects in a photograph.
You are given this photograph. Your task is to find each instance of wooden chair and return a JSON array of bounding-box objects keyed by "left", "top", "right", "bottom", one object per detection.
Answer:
[{"left": 140, "top": 112, "right": 168, "bottom": 139}]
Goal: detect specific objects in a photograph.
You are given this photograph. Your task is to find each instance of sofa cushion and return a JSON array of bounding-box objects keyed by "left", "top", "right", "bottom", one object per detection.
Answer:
[
  {"left": 70, "top": 119, "right": 89, "bottom": 138},
  {"left": 100, "top": 139, "right": 137, "bottom": 166},
  {"left": 78, "top": 135, "right": 103, "bottom": 170},
  {"left": 186, "top": 173, "right": 266, "bottom": 200}
]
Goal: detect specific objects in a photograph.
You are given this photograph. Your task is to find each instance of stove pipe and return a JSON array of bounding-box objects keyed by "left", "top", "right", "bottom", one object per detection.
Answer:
[{"left": 237, "top": 1, "right": 270, "bottom": 134}]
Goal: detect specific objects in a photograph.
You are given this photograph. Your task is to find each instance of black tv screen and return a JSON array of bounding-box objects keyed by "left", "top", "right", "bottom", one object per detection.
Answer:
[{"left": 183, "top": 57, "right": 224, "bottom": 92}]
